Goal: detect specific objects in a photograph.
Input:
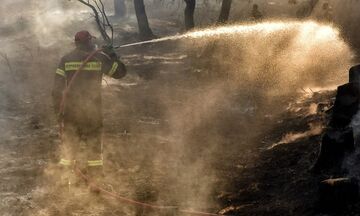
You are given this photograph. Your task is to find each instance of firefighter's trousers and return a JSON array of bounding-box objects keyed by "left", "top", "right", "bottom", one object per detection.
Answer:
[{"left": 59, "top": 120, "right": 103, "bottom": 176}]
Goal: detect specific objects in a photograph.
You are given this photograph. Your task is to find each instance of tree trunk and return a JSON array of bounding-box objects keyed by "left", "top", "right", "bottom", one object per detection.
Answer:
[
  {"left": 296, "top": 0, "right": 319, "bottom": 18},
  {"left": 218, "top": 0, "right": 232, "bottom": 23},
  {"left": 184, "top": 0, "right": 196, "bottom": 30},
  {"left": 114, "top": 0, "right": 126, "bottom": 17},
  {"left": 309, "top": 0, "right": 319, "bottom": 9},
  {"left": 133, "top": 0, "right": 154, "bottom": 40},
  {"left": 308, "top": 0, "right": 319, "bottom": 15}
]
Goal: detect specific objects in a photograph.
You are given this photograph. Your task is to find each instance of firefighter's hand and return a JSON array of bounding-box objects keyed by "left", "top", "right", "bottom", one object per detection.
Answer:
[{"left": 102, "top": 45, "right": 117, "bottom": 59}]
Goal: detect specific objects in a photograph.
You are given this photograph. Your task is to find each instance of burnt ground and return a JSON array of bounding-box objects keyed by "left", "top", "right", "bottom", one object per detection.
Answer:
[
  {"left": 0, "top": 20, "right": 359, "bottom": 216},
  {"left": 0, "top": 70, "right": 335, "bottom": 216},
  {"left": 0, "top": 44, "right": 342, "bottom": 216}
]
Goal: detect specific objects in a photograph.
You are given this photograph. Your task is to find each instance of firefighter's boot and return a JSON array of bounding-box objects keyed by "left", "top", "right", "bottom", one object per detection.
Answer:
[
  {"left": 87, "top": 160, "right": 104, "bottom": 193},
  {"left": 57, "top": 159, "right": 76, "bottom": 191}
]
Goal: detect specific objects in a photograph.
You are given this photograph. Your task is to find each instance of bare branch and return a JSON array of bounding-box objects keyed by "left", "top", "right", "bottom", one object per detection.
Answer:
[
  {"left": 77, "top": 0, "right": 111, "bottom": 43},
  {"left": 93, "top": 0, "right": 106, "bottom": 28},
  {"left": 98, "top": 0, "right": 114, "bottom": 44}
]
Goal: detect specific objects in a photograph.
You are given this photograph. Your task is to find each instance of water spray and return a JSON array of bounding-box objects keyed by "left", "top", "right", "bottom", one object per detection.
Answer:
[
  {"left": 115, "top": 21, "right": 338, "bottom": 49},
  {"left": 114, "top": 20, "right": 351, "bottom": 92}
]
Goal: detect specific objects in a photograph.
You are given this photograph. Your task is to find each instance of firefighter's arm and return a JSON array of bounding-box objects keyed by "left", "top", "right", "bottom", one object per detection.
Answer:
[
  {"left": 52, "top": 59, "right": 66, "bottom": 115},
  {"left": 99, "top": 48, "right": 127, "bottom": 79},
  {"left": 105, "top": 58, "right": 127, "bottom": 79}
]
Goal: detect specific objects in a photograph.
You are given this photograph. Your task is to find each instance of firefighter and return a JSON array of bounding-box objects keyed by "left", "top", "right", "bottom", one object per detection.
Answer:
[{"left": 52, "top": 30, "right": 126, "bottom": 187}]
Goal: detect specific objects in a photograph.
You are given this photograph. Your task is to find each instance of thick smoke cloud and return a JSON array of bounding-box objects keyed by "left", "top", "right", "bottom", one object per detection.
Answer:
[{"left": 0, "top": 0, "right": 97, "bottom": 49}]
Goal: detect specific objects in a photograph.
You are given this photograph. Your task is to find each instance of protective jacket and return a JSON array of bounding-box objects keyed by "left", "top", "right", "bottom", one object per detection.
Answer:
[{"left": 52, "top": 48, "right": 126, "bottom": 125}]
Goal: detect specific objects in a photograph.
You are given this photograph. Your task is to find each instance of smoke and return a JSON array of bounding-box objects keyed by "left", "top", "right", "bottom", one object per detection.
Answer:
[
  {"left": 269, "top": 123, "right": 324, "bottom": 149},
  {"left": 18, "top": 19, "right": 354, "bottom": 215},
  {"left": 1, "top": 0, "right": 359, "bottom": 215},
  {"left": 107, "top": 21, "right": 353, "bottom": 212},
  {"left": 0, "top": 0, "right": 98, "bottom": 50},
  {"left": 159, "top": 84, "right": 227, "bottom": 209},
  {"left": 154, "top": 21, "right": 352, "bottom": 209},
  {"left": 298, "top": 0, "right": 360, "bottom": 52}
]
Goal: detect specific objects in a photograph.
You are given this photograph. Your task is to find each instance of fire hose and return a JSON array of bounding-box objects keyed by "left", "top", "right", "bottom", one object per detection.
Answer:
[{"left": 57, "top": 49, "right": 222, "bottom": 216}]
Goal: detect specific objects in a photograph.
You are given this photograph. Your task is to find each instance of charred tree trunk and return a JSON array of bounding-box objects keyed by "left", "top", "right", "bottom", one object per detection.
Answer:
[
  {"left": 313, "top": 65, "right": 360, "bottom": 174},
  {"left": 134, "top": 0, "right": 154, "bottom": 40},
  {"left": 218, "top": 0, "right": 232, "bottom": 23},
  {"left": 184, "top": 0, "right": 196, "bottom": 30},
  {"left": 307, "top": 0, "right": 319, "bottom": 16},
  {"left": 296, "top": 0, "right": 319, "bottom": 18},
  {"left": 309, "top": 0, "right": 319, "bottom": 10},
  {"left": 114, "top": 0, "right": 126, "bottom": 17}
]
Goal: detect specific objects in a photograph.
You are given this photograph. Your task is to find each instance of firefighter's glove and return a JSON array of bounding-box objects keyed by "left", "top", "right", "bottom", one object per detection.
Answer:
[{"left": 102, "top": 45, "right": 118, "bottom": 59}]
